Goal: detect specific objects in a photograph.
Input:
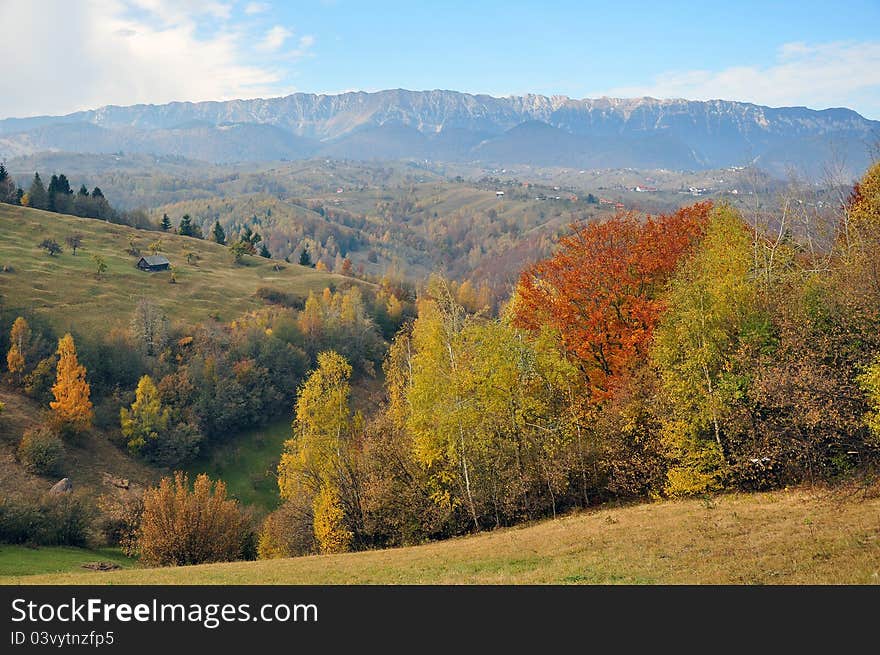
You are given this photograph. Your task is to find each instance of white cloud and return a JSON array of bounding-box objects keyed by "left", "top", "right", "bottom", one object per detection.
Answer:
[
  {"left": 0, "top": 0, "right": 302, "bottom": 119},
  {"left": 244, "top": 2, "right": 270, "bottom": 14},
  {"left": 258, "top": 25, "right": 292, "bottom": 52},
  {"left": 599, "top": 41, "right": 880, "bottom": 119}
]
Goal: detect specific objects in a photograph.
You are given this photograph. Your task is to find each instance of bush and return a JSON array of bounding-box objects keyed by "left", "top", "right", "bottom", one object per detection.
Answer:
[
  {"left": 0, "top": 492, "right": 92, "bottom": 546},
  {"left": 18, "top": 427, "right": 65, "bottom": 476},
  {"left": 255, "top": 287, "right": 304, "bottom": 309},
  {"left": 257, "top": 493, "right": 316, "bottom": 559},
  {"left": 96, "top": 490, "right": 143, "bottom": 556},
  {"left": 138, "top": 472, "right": 252, "bottom": 566}
]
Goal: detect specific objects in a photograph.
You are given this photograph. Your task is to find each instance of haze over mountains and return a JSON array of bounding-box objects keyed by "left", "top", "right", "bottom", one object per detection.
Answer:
[{"left": 1, "top": 89, "right": 877, "bottom": 177}]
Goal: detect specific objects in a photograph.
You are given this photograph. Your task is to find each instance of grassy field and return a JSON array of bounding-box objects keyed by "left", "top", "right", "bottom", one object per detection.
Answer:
[
  {"left": 0, "top": 545, "right": 134, "bottom": 577},
  {"left": 186, "top": 417, "right": 292, "bottom": 513},
  {"left": 0, "top": 204, "right": 347, "bottom": 334},
  {"left": 4, "top": 487, "right": 879, "bottom": 584}
]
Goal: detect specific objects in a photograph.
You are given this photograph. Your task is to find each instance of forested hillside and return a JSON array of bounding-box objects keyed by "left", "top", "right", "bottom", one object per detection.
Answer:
[{"left": 1, "top": 159, "right": 879, "bottom": 581}]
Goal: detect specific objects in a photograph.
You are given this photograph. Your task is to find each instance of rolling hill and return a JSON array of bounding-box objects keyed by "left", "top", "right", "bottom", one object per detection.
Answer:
[
  {"left": 3, "top": 486, "right": 878, "bottom": 584},
  {"left": 0, "top": 204, "right": 347, "bottom": 335},
  {"left": 1, "top": 90, "right": 877, "bottom": 177}
]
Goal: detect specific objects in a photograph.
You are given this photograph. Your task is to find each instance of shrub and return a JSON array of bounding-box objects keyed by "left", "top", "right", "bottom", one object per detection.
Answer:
[
  {"left": 255, "top": 287, "right": 304, "bottom": 309},
  {"left": 97, "top": 491, "right": 143, "bottom": 556},
  {"left": 257, "top": 493, "right": 316, "bottom": 559},
  {"left": 0, "top": 492, "right": 92, "bottom": 546},
  {"left": 138, "top": 472, "right": 252, "bottom": 566},
  {"left": 18, "top": 427, "right": 66, "bottom": 476}
]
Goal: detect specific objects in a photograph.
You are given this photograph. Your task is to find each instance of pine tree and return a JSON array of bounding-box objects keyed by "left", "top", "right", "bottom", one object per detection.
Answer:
[
  {"left": 178, "top": 214, "right": 196, "bottom": 237},
  {"left": 299, "top": 247, "right": 312, "bottom": 267},
  {"left": 160, "top": 214, "right": 172, "bottom": 232},
  {"left": 212, "top": 221, "right": 226, "bottom": 244},
  {"left": 50, "top": 333, "right": 93, "bottom": 433},
  {"left": 27, "top": 173, "right": 48, "bottom": 210},
  {"left": 0, "top": 163, "right": 17, "bottom": 204},
  {"left": 259, "top": 243, "right": 271, "bottom": 258}
]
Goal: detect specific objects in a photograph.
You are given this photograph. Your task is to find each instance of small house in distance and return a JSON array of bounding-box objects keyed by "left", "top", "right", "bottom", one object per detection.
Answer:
[{"left": 137, "top": 254, "right": 171, "bottom": 271}]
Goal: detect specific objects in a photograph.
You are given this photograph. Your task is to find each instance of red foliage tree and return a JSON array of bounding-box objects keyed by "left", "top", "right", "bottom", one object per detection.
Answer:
[{"left": 513, "top": 202, "right": 711, "bottom": 401}]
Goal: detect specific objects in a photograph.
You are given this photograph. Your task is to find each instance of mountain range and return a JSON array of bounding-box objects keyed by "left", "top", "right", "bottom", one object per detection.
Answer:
[{"left": 1, "top": 89, "right": 877, "bottom": 177}]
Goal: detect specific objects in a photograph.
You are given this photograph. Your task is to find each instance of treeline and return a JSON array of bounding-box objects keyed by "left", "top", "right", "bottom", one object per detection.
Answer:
[
  {"left": 0, "top": 164, "right": 151, "bottom": 228},
  {"left": 257, "top": 162, "right": 880, "bottom": 557}
]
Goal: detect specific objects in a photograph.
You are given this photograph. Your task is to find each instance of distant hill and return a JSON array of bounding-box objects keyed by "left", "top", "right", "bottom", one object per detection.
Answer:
[
  {"left": 0, "top": 204, "right": 344, "bottom": 334},
  {"left": 1, "top": 90, "right": 877, "bottom": 177}
]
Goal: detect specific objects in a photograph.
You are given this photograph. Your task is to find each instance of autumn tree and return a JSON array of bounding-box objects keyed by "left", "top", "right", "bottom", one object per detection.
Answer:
[
  {"left": 50, "top": 333, "right": 93, "bottom": 434},
  {"left": 121, "top": 375, "right": 171, "bottom": 455},
  {"left": 513, "top": 203, "right": 709, "bottom": 402},
  {"left": 277, "top": 351, "right": 357, "bottom": 554},
  {"left": 6, "top": 317, "right": 32, "bottom": 384},
  {"left": 138, "top": 472, "right": 251, "bottom": 566},
  {"left": 651, "top": 205, "right": 765, "bottom": 495}
]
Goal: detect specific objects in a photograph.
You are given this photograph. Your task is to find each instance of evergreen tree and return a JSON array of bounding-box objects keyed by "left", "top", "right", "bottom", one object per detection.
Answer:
[
  {"left": 27, "top": 173, "right": 48, "bottom": 210},
  {"left": 160, "top": 213, "right": 172, "bottom": 232},
  {"left": 212, "top": 221, "right": 226, "bottom": 244},
  {"left": 178, "top": 214, "right": 196, "bottom": 237},
  {"left": 0, "top": 163, "right": 17, "bottom": 204},
  {"left": 260, "top": 243, "right": 271, "bottom": 258},
  {"left": 299, "top": 247, "right": 313, "bottom": 267},
  {"left": 77, "top": 184, "right": 89, "bottom": 197},
  {"left": 91, "top": 187, "right": 104, "bottom": 199}
]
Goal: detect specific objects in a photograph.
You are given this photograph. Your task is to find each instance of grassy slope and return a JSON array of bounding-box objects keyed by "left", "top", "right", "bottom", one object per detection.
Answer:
[
  {"left": 0, "top": 382, "right": 158, "bottom": 495},
  {"left": 0, "top": 546, "right": 134, "bottom": 577},
  {"left": 5, "top": 487, "right": 879, "bottom": 584},
  {"left": 186, "top": 417, "right": 291, "bottom": 513},
  {"left": 0, "top": 204, "right": 347, "bottom": 334}
]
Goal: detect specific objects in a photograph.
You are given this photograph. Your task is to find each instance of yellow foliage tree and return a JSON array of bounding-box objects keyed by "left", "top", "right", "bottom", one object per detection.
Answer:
[
  {"left": 49, "top": 333, "right": 93, "bottom": 433},
  {"left": 312, "top": 485, "right": 352, "bottom": 554},
  {"left": 6, "top": 317, "right": 31, "bottom": 384}
]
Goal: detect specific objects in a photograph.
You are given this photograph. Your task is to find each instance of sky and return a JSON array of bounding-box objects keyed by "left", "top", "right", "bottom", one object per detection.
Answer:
[{"left": 2, "top": 0, "right": 880, "bottom": 119}]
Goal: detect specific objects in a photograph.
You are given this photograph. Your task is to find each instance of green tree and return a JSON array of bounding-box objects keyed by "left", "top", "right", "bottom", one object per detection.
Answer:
[
  {"left": 27, "top": 172, "right": 48, "bottom": 210},
  {"left": 298, "top": 247, "right": 313, "bottom": 267},
  {"left": 92, "top": 254, "right": 108, "bottom": 278},
  {"left": 260, "top": 243, "right": 271, "bottom": 258},
  {"left": 120, "top": 375, "right": 171, "bottom": 454},
  {"left": 0, "top": 163, "right": 17, "bottom": 204},
  {"left": 38, "top": 238, "right": 62, "bottom": 256},
  {"left": 178, "top": 214, "right": 196, "bottom": 237},
  {"left": 160, "top": 213, "right": 172, "bottom": 232},
  {"left": 212, "top": 221, "right": 226, "bottom": 245}
]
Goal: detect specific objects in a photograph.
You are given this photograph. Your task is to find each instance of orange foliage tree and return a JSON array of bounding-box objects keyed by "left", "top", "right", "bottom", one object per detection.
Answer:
[
  {"left": 513, "top": 203, "right": 711, "bottom": 401},
  {"left": 49, "top": 333, "right": 93, "bottom": 433}
]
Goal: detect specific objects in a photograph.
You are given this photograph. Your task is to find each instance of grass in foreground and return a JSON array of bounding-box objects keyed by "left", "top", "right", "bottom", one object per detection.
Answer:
[
  {"left": 4, "top": 487, "right": 879, "bottom": 584},
  {"left": 0, "top": 546, "right": 134, "bottom": 578}
]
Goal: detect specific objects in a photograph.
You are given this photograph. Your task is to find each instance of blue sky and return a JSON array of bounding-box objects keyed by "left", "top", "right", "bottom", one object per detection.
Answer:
[{"left": 2, "top": 0, "right": 879, "bottom": 118}]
